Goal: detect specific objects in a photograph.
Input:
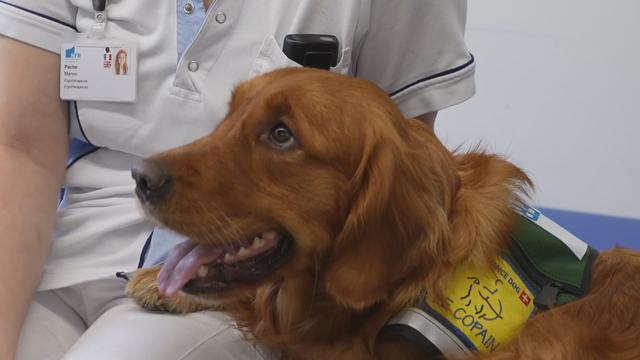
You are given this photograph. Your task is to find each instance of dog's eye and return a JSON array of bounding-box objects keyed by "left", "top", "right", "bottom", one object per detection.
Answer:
[{"left": 269, "top": 123, "right": 295, "bottom": 148}]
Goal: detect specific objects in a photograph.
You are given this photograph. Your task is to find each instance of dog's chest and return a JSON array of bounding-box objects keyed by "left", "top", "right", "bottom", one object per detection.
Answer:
[{"left": 382, "top": 205, "right": 599, "bottom": 358}]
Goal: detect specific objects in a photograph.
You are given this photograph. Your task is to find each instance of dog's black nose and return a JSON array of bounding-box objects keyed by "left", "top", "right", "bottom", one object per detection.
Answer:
[{"left": 131, "top": 160, "right": 171, "bottom": 203}]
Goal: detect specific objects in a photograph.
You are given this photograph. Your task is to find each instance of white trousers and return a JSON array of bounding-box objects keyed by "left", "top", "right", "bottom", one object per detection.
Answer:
[{"left": 16, "top": 277, "right": 273, "bottom": 360}]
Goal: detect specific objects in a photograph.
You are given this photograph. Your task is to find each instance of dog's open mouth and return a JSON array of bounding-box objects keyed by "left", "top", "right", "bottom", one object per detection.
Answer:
[{"left": 157, "top": 232, "right": 294, "bottom": 296}]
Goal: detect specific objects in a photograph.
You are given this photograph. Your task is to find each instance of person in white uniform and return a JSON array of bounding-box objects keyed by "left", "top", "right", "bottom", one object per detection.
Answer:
[{"left": 0, "top": 0, "right": 476, "bottom": 359}]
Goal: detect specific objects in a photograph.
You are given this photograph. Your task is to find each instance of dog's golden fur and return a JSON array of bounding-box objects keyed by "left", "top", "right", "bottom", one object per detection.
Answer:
[{"left": 128, "top": 68, "right": 640, "bottom": 359}]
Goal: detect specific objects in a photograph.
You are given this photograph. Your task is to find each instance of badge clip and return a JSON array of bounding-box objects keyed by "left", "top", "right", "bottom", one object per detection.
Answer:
[{"left": 90, "top": 0, "right": 108, "bottom": 36}]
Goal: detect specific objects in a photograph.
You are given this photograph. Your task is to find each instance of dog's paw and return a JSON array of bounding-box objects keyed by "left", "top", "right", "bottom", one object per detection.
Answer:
[{"left": 126, "top": 266, "right": 217, "bottom": 313}]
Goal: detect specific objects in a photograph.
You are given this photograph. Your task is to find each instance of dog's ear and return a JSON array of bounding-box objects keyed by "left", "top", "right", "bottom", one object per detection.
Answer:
[
  {"left": 323, "top": 121, "right": 458, "bottom": 310},
  {"left": 323, "top": 120, "right": 533, "bottom": 310}
]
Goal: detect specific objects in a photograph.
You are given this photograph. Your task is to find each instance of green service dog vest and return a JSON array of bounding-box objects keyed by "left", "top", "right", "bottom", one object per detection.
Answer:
[{"left": 382, "top": 204, "right": 598, "bottom": 358}]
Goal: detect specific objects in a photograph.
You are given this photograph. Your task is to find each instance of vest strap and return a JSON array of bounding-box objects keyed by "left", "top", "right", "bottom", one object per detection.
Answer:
[{"left": 384, "top": 308, "right": 473, "bottom": 359}]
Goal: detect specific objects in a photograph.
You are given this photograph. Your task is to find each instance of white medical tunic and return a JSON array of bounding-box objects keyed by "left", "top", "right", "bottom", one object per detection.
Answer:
[{"left": 0, "top": 0, "right": 476, "bottom": 290}]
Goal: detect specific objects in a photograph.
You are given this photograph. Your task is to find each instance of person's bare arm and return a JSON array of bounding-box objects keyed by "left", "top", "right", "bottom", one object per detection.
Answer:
[
  {"left": 0, "top": 35, "right": 68, "bottom": 358},
  {"left": 416, "top": 111, "right": 437, "bottom": 130}
]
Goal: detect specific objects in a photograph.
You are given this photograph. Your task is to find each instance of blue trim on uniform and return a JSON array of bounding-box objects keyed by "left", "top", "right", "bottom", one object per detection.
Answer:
[
  {"left": 539, "top": 208, "right": 640, "bottom": 251},
  {"left": 137, "top": 231, "right": 154, "bottom": 268},
  {"left": 0, "top": 0, "right": 77, "bottom": 31},
  {"left": 61, "top": 139, "right": 99, "bottom": 204},
  {"left": 389, "top": 54, "right": 475, "bottom": 97},
  {"left": 176, "top": 0, "right": 207, "bottom": 62},
  {"left": 67, "top": 138, "right": 99, "bottom": 169},
  {"left": 73, "top": 101, "right": 96, "bottom": 146}
]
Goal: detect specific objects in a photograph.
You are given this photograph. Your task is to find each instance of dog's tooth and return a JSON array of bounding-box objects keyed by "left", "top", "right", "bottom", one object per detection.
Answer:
[
  {"left": 238, "top": 247, "right": 250, "bottom": 257},
  {"left": 252, "top": 237, "right": 265, "bottom": 249},
  {"left": 262, "top": 232, "right": 278, "bottom": 241},
  {"left": 224, "top": 253, "right": 235, "bottom": 263},
  {"left": 197, "top": 265, "right": 208, "bottom": 278}
]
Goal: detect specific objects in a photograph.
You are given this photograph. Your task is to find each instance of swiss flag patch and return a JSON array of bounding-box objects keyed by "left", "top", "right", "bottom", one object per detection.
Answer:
[{"left": 519, "top": 291, "right": 532, "bottom": 306}]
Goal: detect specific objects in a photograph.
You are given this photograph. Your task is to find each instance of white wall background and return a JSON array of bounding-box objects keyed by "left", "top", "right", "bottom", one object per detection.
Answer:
[{"left": 437, "top": 1, "right": 640, "bottom": 220}]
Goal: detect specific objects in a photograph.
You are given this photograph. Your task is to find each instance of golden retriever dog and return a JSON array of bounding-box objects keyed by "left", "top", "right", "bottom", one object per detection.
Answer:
[{"left": 127, "top": 68, "right": 640, "bottom": 359}]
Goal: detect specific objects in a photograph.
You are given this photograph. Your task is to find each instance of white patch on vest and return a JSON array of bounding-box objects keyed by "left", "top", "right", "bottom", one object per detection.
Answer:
[{"left": 514, "top": 204, "right": 588, "bottom": 260}]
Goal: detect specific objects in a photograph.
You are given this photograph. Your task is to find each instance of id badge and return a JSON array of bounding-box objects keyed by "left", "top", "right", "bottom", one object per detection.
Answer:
[{"left": 60, "top": 38, "right": 137, "bottom": 102}]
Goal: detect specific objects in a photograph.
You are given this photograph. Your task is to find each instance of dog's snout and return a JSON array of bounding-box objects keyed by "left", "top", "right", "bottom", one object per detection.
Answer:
[{"left": 131, "top": 160, "right": 171, "bottom": 203}]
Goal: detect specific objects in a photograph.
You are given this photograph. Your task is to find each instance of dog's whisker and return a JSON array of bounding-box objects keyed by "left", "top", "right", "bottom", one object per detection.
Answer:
[
  {"left": 194, "top": 201, "right": 227, "bottom": 241},
  {"left": 310, "top": 256, "right": 320, "bottom": 310},
  {"left": 162, "top": 207, "right": 227, "bottom": 246},
  {"left": 203, "top": 200, "right": 246, "bottom": 246},
  {"left": 207, "top": 201, "right": 244, "bottom": 240},
  {"left": 195, "top": 200, "right": 242, "bottom": 250},
  {"left": 161, "top": 201, "right": 249, "bottom": 250}
]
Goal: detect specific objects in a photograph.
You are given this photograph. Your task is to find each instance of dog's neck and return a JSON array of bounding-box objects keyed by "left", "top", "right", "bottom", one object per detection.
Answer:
[{"left": 228, "top": 274, "right": 394, "bottom": 358}]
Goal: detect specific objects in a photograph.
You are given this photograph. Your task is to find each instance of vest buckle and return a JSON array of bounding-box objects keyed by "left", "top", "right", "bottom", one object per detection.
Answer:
[{"left": 534, "top": 283, "right": 561, "bottom": 309}]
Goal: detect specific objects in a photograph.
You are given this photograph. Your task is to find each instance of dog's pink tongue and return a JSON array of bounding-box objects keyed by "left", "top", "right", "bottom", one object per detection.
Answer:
[{"left": 157, "top": 239, "right": 224, "bottom": 295}]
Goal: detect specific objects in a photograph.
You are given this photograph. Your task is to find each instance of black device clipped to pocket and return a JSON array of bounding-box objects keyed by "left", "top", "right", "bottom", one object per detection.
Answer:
[
  {"left": 92, "top": 0, "right": 106, "bottom": 12},
  {"left": 283, "top": 34, "right": 339, "bottom": 70}
]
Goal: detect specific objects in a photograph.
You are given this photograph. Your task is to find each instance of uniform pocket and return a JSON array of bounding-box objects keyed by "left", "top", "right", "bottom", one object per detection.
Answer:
[
  {"left": 249, "top": 35, "right": 302, "bottom": 78},
  {"left": 330, "top": 47, "right": 352, "bottom": 75}
]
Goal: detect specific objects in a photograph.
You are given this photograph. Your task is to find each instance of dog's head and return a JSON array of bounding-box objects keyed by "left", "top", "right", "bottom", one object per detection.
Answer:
[{"left": 133, "top": 68, "right": 529, "bottom": 311}]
